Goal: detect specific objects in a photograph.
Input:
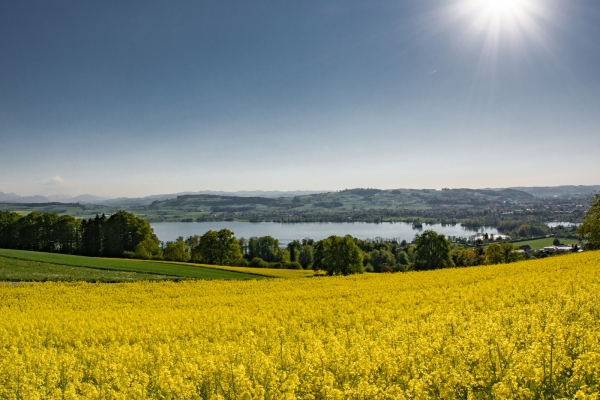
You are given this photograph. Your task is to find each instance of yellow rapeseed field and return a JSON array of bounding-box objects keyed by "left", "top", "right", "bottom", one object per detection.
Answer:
[{"left": 1, "top": 252, "right": 600, "bottom": 399}]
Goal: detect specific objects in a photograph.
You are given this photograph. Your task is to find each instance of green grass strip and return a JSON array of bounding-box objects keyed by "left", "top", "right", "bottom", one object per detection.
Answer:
[
  {"left": 0, "top": 249, "right": 267, "bottom": 280},
  {"left": 0, "top": 256, "right": 174, "bottom": 282}
]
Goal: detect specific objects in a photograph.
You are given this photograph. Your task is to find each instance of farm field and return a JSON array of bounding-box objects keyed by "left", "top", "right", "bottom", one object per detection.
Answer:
[
  {"left": 0, "top": 256, "right": 174, "bottom": 282},
  {"left": 0, "top": 249, "right": 266, "bottom": 280},
  {"left": 513, "top": 237, "right": 581, "bottom": 250},
  {"left": 1, "top": 251, "right": 599, "bottom": 398}
]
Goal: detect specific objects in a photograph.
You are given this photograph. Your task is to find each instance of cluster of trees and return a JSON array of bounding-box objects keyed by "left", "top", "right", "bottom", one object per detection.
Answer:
[
  {"left": 166, "top": 229, "right": 526, "bottom": 275},
  {"left": 162, "top": 229, "right": 244, "bottom": 266},
  {"left": 0, "top": 210, "right": 161, "bottom": 259},
  {"left": 162, "top": 231, "right": 305, "bottom": 269}
]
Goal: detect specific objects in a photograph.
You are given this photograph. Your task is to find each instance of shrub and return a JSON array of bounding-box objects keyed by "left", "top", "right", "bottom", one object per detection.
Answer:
[
  {"left": 249, "top": 257, "right": 268, "bottom": 268},
  {"left": 235, "top": 258, "right": 249, "bottom": 267},
  {"left": 286, "top": 262, "right": 303, "bottom": 270}
]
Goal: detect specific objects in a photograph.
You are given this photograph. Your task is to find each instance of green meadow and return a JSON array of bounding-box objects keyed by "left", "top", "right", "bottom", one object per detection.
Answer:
[
  {"left": 0, "top": 256, "right": 174, "bottom": 282},
  {"left": 0, "top": 249, "right": 268, "bottom": 281},
  {"left": 512, "top": 237, "right": 581, "bottom": 250}
]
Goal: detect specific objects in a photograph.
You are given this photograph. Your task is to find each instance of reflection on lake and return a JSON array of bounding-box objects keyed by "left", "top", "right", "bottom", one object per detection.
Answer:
[{"left": 151, "top": 222, "right": 499, "bottom": 245}]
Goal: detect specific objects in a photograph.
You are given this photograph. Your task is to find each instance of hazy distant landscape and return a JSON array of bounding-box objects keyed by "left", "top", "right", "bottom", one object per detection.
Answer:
[{"left": 1, "top": 186, "right": 594, "bottom": 241}]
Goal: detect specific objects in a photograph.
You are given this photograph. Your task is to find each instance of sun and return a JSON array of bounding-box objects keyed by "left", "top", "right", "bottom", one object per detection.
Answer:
[
  {"left": 464, "top": 0, "right": 536, "bottom": 34},
  {"left": 481, "top": 0, "right": 524, "bottom": 15}
]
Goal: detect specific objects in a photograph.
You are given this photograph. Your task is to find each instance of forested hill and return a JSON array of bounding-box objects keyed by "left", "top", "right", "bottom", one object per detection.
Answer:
[
  {"left": 125, "top": 187, "right": 578, "bottom": 223},
  {"left": 0, "top": 187, "right": 590, "bottom": 225}
]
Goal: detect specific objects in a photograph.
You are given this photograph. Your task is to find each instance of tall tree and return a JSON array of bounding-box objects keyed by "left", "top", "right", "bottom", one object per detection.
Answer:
[
  {"left": 163, "top": 237, "right": 190, "bottom": 262},
  {"left": 40, "top": 212, "right": 60, "bottom": 252},
  {"left": 485, "top": 243, "right": 520, "bottom": 265},
  {"left": 55, "top": 215, "right": 80, "bottom": 254},
  {"left": 81, "top": 214, "right": 106, "bottom": 256},
  {"left": 15, "top": 212, "right": 44, "bottom": 251},
  {"left": 197, "top": 229, "right": 242, "bottom": 265},
  {"left": 287, "top": 240, "right": 301, "bottom": 262},
  {"left": 247, "top": 236, "right": 282, "bottom": 262},
  {"left": 103, "top": 211, "right": 157, "bottom": 257},
  {"left": 314, "top": 235, "right": 364, "bottom": 276},
  {"left": 0, "top": 211, "right": 21, "bottom": 249},
  {"left": 369, "top": 249, "right": 396, "bottom": 272},
  {"left": 578, "top": 194, "right": 600, "bottom": 250},
  {"left": 186, "top": 235, "right": 202, "bottom": 262},
  {"left": 298, "top": 244, "right": 314, "bottom": 269},
  {"left": 413, "top": 230, "right": 454, "bottom": 270}
]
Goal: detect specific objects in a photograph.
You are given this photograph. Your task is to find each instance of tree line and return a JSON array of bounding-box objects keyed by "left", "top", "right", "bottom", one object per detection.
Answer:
[
  {"left": 0, "top": 211, "right": 161, "bottom": 259},
  {"left": 159, "top": 229, "right": 529, "bottom": 276}
]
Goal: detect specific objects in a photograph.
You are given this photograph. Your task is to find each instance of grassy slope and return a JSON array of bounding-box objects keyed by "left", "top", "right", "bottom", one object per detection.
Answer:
[
  {"left": 0, "top": 256, "right": 174, "bottom": 282},
  {"left": 513, "top": 237, "right": 581, "bottom": 250},
  {"left": 0, "top": 249, "right": 267, "bottom": 280}
]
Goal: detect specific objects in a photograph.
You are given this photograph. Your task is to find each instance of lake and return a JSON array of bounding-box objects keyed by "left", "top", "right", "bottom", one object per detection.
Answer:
[{"left": 151, "top": 222, "right": 499, "bottom": 245}]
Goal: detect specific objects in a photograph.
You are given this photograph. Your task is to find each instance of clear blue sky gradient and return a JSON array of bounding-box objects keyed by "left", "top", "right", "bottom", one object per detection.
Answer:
[{"left": 1, "top": 0, "right": 599, "bottom": 196}]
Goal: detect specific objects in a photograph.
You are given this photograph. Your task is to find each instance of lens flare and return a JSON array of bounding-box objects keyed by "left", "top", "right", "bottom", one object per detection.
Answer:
[{"left": 481, "top": 0, "right": 523, "bottom": 15}]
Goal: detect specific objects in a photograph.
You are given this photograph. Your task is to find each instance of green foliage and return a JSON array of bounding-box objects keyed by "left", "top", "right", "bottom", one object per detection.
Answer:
[
  {"left": 451, "top": 248, "right": 477, "bottom": 267},
  {"left": 395, "top": 251, "right": 409, "bottom": 266},
  {"left": 578, "top": 194, "right": 600, "bottom": 250},
  {"left": 485, "top": 243, "right": 521, "bottom": 265},
  {"left": 195, "top": 229, "right": 243, "bottom": 265},
  {"left": 287, "top": 240, "right": 301, "bottom": 262},
  {"left": 81, "top": 214, "right": 106, "bottom": 256},
  {"left": 286, "top": 262, "right": 303, "bottom": 270},
  {"left": 247, "top": 236, "right": 282, "bottom": 262},
  {"left": 298, "top": 245, "right": 314, "bottom": 269},
  {"left": 414, "top": 230, "right": 454, "bottom": 270},
  {"left": 103, "top": 211, "right": 158, "bottom": 258},
  {"left": 369, "top": 249, "right": 396, "bottom": 273},
  {"left": 163, "top": 237, "right": 191, "bottom": 262},
  {"left": 0, "top": 211, "right": 21, "bottom": 249},
  {"left": 249, "top": 257, "right": 269, "bottom": 268},
  {"left": 186, "top": 235, "right": 202, "bottom": 262},
  {"left": 313, "top": 235, "right": 364, "bottom": 276}
]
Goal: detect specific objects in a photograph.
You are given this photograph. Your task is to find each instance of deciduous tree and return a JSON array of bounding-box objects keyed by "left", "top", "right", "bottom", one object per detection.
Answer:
[
  {"left": 197, "top": 229, "right": 242, "bottom": 265},
  {"left": 485, "top": 243, "right": 520, "bottom": 265},
  {"left": 314, "top": 235, "right": 363, "bottom": 276},
  {"left": 414, "top": 230, "right": 454, "bottom": 270},
  {"left": 578, "top": 194, "right": 600, "bottom": 250}
]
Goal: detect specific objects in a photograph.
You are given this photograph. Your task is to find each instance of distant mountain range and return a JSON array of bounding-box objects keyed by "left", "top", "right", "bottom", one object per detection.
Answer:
[
  {"left": 0, "top": 192, "right": 110, "bottom": 204},
  {"left": 1, "top": 185, "right": 598, "bottom": 207}
]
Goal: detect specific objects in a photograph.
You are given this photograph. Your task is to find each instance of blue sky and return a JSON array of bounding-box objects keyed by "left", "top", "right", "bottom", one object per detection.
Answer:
[{"left": 1, "top": 0, "right": 599, "bottom": 197}]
